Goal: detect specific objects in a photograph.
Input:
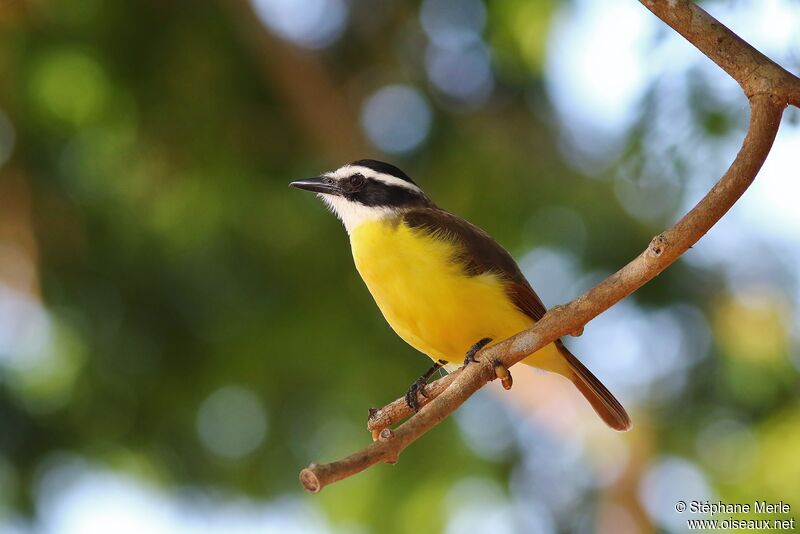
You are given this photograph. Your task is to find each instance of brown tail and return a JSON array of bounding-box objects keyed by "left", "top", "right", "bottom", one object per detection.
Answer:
[{"left": 556, "top": 341, "right": 632, "bottom": 431}]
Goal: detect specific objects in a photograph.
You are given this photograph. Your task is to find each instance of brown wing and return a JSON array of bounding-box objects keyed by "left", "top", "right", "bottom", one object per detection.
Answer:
[{"left": 402, "top": 208, "right": 547, "bottom": 321}]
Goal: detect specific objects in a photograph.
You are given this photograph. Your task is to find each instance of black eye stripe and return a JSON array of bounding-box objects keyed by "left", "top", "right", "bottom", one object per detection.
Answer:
[
  {"left": 346, "top": 180, "right": 429, "bottom": 208},
  {"left": 339, "top": 173, "right": 365, "bottom": 193}
]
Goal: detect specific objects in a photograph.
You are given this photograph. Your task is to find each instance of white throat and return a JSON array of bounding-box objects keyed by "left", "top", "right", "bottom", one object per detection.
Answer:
[{"left": 320, "top": 194, "right": 394, "bottom": 234}]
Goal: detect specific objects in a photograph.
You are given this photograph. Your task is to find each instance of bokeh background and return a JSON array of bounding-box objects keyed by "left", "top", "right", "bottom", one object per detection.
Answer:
[{"left": 1, "top": 0, "right": 800, "bottom": 532}]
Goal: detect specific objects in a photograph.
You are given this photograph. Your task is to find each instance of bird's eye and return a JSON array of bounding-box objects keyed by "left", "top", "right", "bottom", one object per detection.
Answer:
[{"left": 349, "top": 173, "right": 365, "bottom": 188}]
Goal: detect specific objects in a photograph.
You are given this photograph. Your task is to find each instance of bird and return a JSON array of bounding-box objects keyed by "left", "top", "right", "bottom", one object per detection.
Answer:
[{"left": 290, "top": 159, "right": 631, "bottom": 431}]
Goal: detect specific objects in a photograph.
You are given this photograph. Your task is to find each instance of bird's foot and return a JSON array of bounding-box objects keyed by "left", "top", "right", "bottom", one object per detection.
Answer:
[
  {"left": 463, "top": 337, "right": 493, "bottom": 367},
  {"left": 404, "top": 360, "right": 445, "bottom": 412},
  {"left": 404, "top": 378, "right": 427, "bottom": 412},
  {"left": 493, "top": 360, "right": 513, "bottom": 390}
]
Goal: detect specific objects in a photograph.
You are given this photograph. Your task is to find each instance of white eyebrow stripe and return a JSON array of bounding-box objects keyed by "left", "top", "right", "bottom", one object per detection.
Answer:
[{"left": 336, "top": 165, "right": 422, "bottom": 193}]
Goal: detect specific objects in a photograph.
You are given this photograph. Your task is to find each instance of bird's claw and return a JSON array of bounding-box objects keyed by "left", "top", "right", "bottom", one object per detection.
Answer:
[
  {"left": 404, "top": 377, "right": 428, "bottom": 412},
  {"left": 463, "top": 337, "right": 493, "bottom": 368},
  {"left": 403, "top": 360, "right": 445, "bottom": 412}
]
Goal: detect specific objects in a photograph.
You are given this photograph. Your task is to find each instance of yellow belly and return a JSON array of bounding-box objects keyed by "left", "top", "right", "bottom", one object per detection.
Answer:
[{"left": 350, "top": 218, "right": 565, "bottom": 371}]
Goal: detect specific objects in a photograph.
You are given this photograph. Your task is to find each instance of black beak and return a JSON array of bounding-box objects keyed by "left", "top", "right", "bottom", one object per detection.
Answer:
[{"left": 289, "top": 177, "right": 340, "bottom": 195}]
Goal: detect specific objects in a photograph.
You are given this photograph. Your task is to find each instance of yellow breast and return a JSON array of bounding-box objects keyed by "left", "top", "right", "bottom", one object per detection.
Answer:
[{"left": 350, "top": 218, "right": 533, "bottom": 363}]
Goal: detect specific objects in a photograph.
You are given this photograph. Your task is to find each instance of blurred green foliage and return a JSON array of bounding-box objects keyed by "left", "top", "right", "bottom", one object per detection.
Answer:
[{"left": 1, "top": 0, "right": 799, "bottom": 532}]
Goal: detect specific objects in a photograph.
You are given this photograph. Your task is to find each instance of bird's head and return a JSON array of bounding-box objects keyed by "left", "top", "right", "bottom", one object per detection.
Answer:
[{"left": 290, "top": 159, "right": 432, "bottom": 233}]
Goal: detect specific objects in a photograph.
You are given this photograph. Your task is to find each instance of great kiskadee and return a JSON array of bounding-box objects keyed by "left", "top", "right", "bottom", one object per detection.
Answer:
[{"left": 291, "top": 160, "right": 631, "bottom": 431}]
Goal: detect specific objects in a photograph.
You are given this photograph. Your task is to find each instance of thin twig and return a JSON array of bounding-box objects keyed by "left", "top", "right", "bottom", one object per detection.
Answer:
[
  {"left": 300, "top": 0, "right": 799, "bottom": 493},
  {"left": 368, "top": 370, "right": 460, "bottom": 433}
]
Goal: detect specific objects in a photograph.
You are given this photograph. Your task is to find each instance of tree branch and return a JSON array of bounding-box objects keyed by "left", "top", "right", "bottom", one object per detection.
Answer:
[
  {"left": 639, "top": 0, "right": 800, "bottom": 103},
  {"left": 299, "top": 0, "right": 799, "bottom": 493}
]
